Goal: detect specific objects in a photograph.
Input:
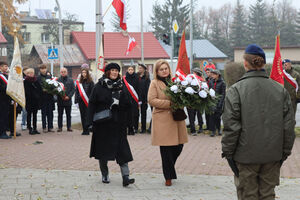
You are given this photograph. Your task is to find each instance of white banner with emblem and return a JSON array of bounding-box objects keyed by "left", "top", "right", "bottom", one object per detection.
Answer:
[{"left": 6, "top": 37, "right": 26, "bottom": 108}]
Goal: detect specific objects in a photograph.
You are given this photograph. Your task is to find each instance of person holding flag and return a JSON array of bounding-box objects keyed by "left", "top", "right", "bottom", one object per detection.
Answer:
[
  {"left": 75, "top": 68, "right": 94, "bottom": 135},
  {"left": 222, "top": 44, "right": 295, "bottom": 200},
  {"left": 0, "top": 61, "right": 11, "bottom": 139},
  {"left": 282, "top": 59, "right": 300, "bottom": 116}
]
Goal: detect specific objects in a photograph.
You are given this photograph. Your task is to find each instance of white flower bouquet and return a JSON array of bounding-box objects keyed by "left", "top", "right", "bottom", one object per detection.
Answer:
[
  {"left": 165, "top": 73, "right": 218, "bottom": 114},
  {"left": 42, "top": 78, "right": 66, "bottom": 97}
]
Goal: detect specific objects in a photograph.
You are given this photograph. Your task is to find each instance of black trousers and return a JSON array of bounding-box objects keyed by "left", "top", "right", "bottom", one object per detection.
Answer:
[
  {"left": 79, "top": 102, "right": 88, "bottom": 132},
  {"left": 27, "top": 109, "right": 38, "bottom": 130},
  {"left": 187, "top": 109, "right": 203, "bottom": 132},
  {"left": 139, "top": 103, "right": 148, "bottom": 131},
  {"left": 131, "top": 104, "right": 139, "bottom": 131},
  {"left": 0, "top": 101, "right": 9, "bottom": 134},
  {"left": 58, "top": 106, "right": 72, "bottom": 129},
  {"left": 205, "top": 113, "right": 210, "bottom": 129},
  {"left": 160, "top": 144, "right": 183, "bottom": 180},
  {"left": 41, "top": 103, "right": 53, "bottom": 130},
  {"left": 209, "top": 112, "right": 221, "bottom": 132}
]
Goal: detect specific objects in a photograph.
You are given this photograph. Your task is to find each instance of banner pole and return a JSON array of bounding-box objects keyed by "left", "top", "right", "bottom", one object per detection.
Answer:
[{"left": 13, "top": 102, "right": 16, "bottom": 139}]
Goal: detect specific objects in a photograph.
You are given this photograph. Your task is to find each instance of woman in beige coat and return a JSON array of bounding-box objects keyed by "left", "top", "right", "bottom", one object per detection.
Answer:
[{"left": 148, "top": 59, "right": 188, "bottom": 186}]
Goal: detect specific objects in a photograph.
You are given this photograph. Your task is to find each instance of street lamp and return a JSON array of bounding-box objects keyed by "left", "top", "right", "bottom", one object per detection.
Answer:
[{"left": 55, "top": 0, "right": 63, "bottom": 70}]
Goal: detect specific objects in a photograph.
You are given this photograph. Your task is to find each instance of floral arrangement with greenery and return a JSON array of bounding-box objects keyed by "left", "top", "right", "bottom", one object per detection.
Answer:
[
  {"left": 41, "top": 78, "right": 66, "bottom": 97},
  {"left": 165, "top": 74, "right": 218, "bottom": 114}
]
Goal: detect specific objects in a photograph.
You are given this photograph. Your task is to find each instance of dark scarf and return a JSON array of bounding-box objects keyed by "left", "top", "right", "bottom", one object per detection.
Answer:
[
  {"left": 101, "top": 75, "right": 123, "bottom": 107},
  {"left": 25, "top": 76, "right": 37, "bottom": 82},
  {"left": 157, "top": 75, "right": 171, "bottom": 86}
]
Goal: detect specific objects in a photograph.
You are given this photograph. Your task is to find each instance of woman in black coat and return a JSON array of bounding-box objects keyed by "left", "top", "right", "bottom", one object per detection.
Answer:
[
  {"left": 209, "top": 69, "right": 226, "bottom": 137},
  {"left": 87, "top": 63, "right": 135, "bottom": 187},
  {"left": 75, "top": 68, "right": 94, "bottom": 135},
  {"left": 24, "top": 68, "right": 42, "bottom": 135},
  {"left": 125, "top": 66, "right": 139, "bottom": 135}
]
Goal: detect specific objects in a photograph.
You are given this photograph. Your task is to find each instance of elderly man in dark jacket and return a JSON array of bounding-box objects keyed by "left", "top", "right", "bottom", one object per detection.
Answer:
[
  {"left": 57, "top": 67, "right": 75, "bottom": 132},
  {"left": 222, "top": 44, "right": 295, "bottom": 200},
  {"left": 209, "top": 69, "right": 226, "bottom": 137}
]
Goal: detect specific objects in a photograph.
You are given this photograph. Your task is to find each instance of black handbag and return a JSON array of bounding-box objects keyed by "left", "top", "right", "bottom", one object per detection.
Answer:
[
  {"left": 93, "top": 109, "right": 112, "bottom": 123},
  {"left": 172, "top": 109, "right": 187, "bottom": 121}
]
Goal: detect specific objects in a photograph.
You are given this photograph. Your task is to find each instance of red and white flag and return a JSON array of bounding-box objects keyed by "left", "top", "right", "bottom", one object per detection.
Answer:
[
  {"left": 112, "top": 0, "right": 127, "bottom": 31},
  {"left": 270, "top": 35, "right": 284, "bottom": 85},
  {"left": 125, "top": 36, "right": 137, "bottom": 56},
  {"left": 283, "top": 70, "right": 299, "bottom": 92}
]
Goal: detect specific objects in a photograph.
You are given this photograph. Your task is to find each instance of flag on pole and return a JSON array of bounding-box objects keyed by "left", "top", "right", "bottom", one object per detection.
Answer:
[
  {"left": 176, "top": 30, "right": 190, "bottom": 76},
  {"left": 95, "top": 37, "right": 105, "bottom": 81},
  {"left": 6, "top": 36, "right": 26, "bottom": 108},
  {"left": 112, "top": 0, "right": 127, "bottom": 31},
  {"left": 270, "top": 35, "right": 284, "bottom": 85},
  {"left": 125, "top": 36, "right": 137, "bottom": 55}
]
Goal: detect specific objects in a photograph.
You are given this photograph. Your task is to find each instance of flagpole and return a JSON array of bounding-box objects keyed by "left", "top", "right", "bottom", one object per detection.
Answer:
[
  {"left": 13, "top": 102, "right": 16, "bottom": 139},
  {"left": 96, "top": 0, "right": 104, "bottom": 81},
  {"left": 103, "top": 2, "right": 112, "bottom": 17},
  {"left": 189, "top": 0, "right": 193, "bottom": 69},
  {"left": 140, "top": 0, "right": 144, "bottom": 64}
]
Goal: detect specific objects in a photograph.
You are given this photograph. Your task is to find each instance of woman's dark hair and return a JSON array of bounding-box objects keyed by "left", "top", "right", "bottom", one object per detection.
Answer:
[
  {"left": 243, "top": 54, "right": 265, "bottom": 69},
  {"left": 79, "top": 68, "right": 93, "bottom": 83},
  {"left": 0, "top": 61, "right": 8, "bottom": 66}
]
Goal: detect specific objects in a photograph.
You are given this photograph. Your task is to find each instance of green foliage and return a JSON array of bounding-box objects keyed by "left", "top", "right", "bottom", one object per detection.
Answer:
[
  {"left": 230, "top": 0, "right": 248, "bottom": 47},
  {"left": 41, "top": 78, "right": 65, "bottom": 97},
  {"left": 148, "top": 0, "right": 190, "bottom": 54},
  {"left": 224, "top": 62, "right": 245, "bottom": 87},
  {"left": 164, "top": 79, "right": 218, "bottom": 114}
]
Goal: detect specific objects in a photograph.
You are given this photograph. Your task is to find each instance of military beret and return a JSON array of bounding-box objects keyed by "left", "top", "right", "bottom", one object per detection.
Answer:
[
  {"left": 105, "top": 63, "right": 121, "bottom": 72},
  {"left": 282, "top": 59, "right": 291, "bottom": 65},
  {"left": 245, "top": 44, "right": 266, "bottom": 64}
]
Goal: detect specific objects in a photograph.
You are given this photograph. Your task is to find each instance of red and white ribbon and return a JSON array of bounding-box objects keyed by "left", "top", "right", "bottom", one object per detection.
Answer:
[
  {"left": 76, "top": 81, "right": 89, "bottom": 107},
  {"left": 283, "top": 70, "right": 299, "bottom": 92},
  {"left": 0, "top": 74, "right": 8, "bottom": 85},
  {"left": 123, "top": 76, "right": 139, "bottom": 104}
]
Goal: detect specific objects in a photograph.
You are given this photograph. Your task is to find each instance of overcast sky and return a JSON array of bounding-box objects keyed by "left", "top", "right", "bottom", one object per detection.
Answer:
[{"left": 16, "top": 0, "right": 300, "bottom": 32}]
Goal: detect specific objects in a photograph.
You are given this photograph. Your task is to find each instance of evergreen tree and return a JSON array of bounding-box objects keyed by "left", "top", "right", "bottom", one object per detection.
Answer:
[
  {"left": 296, "top": 10, "right": 300, "bottom": 37},
  {"left": 230, "top": 0, "right": 248, "bottom": 47},
  {"left": 248, "top": 0, "right": 269, "bottom": 46},
  {"left": 265, "top": 0, "right": 279, "bottom": 46},
  {"left": 149, "top": 0, "right": 190, "bottom": 40}
]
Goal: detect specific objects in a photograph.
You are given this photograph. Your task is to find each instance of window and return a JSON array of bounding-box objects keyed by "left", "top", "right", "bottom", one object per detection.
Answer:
[
  {"left": 41, "top": 33, "right": 50, "bottom": 43},
  {"left": 23, "top": 32, "right": 31, "bottom": 43},
  {"left": 0, "top": 48, "right": 7, "bottom": 57}
]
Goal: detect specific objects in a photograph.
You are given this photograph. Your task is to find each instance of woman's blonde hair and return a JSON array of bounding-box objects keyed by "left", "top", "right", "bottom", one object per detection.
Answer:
[{"left": 153, "top": 59, "right": 172, "bottom": 80}]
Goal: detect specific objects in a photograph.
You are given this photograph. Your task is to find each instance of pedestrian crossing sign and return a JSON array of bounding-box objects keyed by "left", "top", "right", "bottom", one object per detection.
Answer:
[{"left": 48, "top": 48, "right": 58, "bottom": 59}]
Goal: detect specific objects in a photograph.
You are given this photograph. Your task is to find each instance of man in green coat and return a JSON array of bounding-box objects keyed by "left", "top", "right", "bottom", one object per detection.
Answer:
[
  {"left": 283, "top": 59, "right": 300, "bottom": 116},
  {"left": 221, "top": 44, "right": 295, "bottom": 200}
]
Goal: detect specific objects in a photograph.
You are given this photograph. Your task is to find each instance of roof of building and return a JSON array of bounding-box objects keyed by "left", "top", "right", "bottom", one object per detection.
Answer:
[
  {"left": 185, "top": 40, "right": 227, "bottom": 59},
  {"left": 30, "top": 44, "right": 87, "bottom": 66},
  {"left": 20, "top": 15, "right": 84, "bottom": 25},
  {"left": 0, "top": 33, "right": 7, "bottom": 43},
  {"left": 71, "top": 31, "right": 170, "bottom": 60}
]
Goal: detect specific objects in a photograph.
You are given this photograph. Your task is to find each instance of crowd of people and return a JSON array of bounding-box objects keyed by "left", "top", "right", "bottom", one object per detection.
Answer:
[{"left": 0, "top": 44, "right": 297, "bottom": 197}]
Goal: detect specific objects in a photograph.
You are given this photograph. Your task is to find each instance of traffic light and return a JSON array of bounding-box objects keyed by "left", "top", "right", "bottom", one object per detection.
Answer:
[
  {"left": 162, "top": 33, "right": 170, "bottom": 45},
  {"left": 174, "top": 34, "right": 181, "bottom": 57}
]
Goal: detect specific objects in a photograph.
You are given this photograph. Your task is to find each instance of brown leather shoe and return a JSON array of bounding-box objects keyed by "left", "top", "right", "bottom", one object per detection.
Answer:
[
  {"left": 67, "top": 128, "right": 73, "bottom": 132},
  {"left": 57, "top": 128, "right": 62, "bottom": 132},
  {"left": 165, "top": 179, "right": 172, "bottom": 186}
]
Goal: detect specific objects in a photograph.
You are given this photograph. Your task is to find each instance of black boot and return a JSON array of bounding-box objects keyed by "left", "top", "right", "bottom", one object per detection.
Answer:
[
  {"left": 122, "top": 175, "right": 135, "bottom": 187},
  {"left": 210, "top": 131, "right": 216, "bottom": 137},
  {"left": 102, "top": 175, "right": 110, "bottom": 184},
  {"left": 0, "top": 132, "right": 12, "bottom": 139},
  {"left": 9, "top": 132, "right": 21, "bottom": 137}
]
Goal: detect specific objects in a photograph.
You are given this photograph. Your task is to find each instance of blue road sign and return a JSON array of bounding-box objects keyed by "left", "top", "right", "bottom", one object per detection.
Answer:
[{"left": 48, "top": 48, "right": 58, "bottom": 59}]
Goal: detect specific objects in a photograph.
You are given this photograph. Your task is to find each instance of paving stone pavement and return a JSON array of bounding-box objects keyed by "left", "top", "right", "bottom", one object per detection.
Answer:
[{"left": 0, "top": 168, "right": 300, "bottom": 200}]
